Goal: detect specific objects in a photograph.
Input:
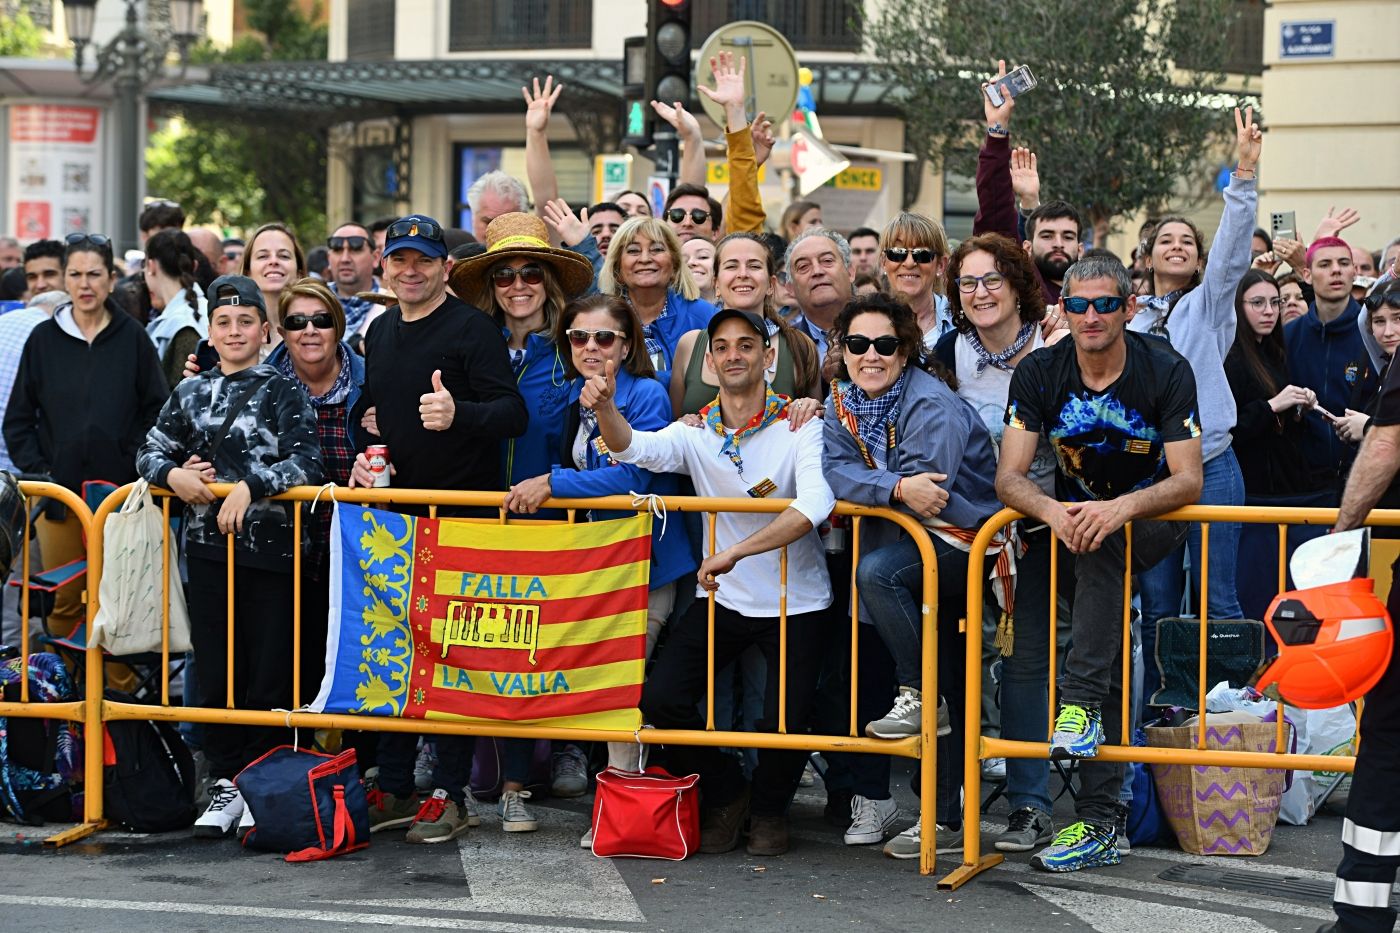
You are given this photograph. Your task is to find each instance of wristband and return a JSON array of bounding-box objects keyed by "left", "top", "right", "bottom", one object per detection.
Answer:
[
  {"left": 894, "top": 477, "right": 904, "bottom": 504},
  {"left": 987, "top": 123, "right": 1009, "bottom": 138}
]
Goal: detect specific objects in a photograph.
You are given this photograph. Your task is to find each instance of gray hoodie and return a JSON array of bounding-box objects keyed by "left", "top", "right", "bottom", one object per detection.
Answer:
[{"left": 1128, "top": 175, "right": 1257, "bottom": 462}]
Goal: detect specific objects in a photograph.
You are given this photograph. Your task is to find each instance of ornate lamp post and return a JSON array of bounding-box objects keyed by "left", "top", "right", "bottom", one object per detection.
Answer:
[{"left": 62, "top": 0, "right": 204, "bottom": 252}]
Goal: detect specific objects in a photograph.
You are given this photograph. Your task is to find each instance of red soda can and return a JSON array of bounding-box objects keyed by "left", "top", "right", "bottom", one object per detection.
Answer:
[{"left": 366, "top": 445, "right": 391, "bottom": 487}]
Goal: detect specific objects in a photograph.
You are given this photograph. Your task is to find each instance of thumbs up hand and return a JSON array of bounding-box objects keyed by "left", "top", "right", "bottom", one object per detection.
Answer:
[
  {"left": 419, "top": 368, "right": 456, "bottom": 431},
  {"left": 579, "top": 358, "right": 617, "bottom": 411}
]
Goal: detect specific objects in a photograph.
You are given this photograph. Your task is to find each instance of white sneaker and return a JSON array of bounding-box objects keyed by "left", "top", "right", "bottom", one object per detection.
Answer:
[
  {"left": 193, "top": 779, "right": 245, "bottom": 839},
  {"left": 844, "top": 795, "right": 899, "bottom": 845},
  {"left": 498, "top": 789, "right": 538, "bottom": 832},
  {"left": 236, "top": 800, "right": 256, "bottom": 841},
  {"left": 462, "top": 785, "right": 482, "bottom": 828},
  {"left": 982, "top": 757, "right": 1007, "bottom": 780},
  {"left": 579, "top": 826, "right": 594, "bottom": 849}
]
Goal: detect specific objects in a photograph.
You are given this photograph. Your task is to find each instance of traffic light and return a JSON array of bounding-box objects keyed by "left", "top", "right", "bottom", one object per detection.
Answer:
[
  {"left": 647, "top": 0, "right": 693, "bottom": 112},
  {"left": 622, "top": 0, "right": 693, "bottom": 151}
]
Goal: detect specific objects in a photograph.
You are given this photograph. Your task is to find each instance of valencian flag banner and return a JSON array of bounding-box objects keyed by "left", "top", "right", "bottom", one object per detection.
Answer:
[{"left": 311, "top": 503, "right": 653, "bottom": 730}]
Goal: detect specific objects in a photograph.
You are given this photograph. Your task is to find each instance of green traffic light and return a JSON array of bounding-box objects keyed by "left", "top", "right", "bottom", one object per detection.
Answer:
[{"left": 627, "top": 101, "right": 645, "bottom": 136}]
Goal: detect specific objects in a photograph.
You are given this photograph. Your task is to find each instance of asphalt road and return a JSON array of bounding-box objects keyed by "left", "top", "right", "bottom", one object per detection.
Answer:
[{"left": 0, "top": 760, "right": 1353, "bottom": 933}]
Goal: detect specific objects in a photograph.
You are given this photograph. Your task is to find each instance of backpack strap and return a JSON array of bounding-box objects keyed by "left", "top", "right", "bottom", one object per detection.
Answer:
[
  {"left": 205, "top": 376, "right": 274, "bottom": 469},
  {"left": 285, "top": 784, "right": 362, "bottom": 862}
]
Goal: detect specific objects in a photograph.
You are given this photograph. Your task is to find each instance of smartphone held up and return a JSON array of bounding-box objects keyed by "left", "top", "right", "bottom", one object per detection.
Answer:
[{"left": 985, "top": 64, "right": 1037, "bottom": 107}]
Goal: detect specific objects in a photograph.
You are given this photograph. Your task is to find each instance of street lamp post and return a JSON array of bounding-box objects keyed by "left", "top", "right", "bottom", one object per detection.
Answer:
[{"left": 62, "top": 0, "right": 203, "bottom": 253}]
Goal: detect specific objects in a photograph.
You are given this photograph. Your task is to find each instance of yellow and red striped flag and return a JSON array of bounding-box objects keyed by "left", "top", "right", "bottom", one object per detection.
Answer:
[{"left": 312, "top": 503, "right": 652, "bottom": 730}]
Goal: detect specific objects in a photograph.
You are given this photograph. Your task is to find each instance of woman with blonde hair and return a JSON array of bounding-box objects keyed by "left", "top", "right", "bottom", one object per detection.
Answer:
[
  {"left": 598, "top": 215, "right": 717, "bottom": 380},
  {"left": 880, "top": 212, "right": 954, "bottom": 349}
]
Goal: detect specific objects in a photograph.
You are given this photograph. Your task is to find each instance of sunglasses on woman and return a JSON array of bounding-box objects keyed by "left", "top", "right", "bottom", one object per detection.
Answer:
[
  {"left": 492, "top": 264, "right": 545, "bottom": 287},
  {"left": 565, "top": 328, "right": 623, "bottom": 349},
  {"left": 1062, "top": 295, "right": 1127, "bottom": 314},
  {"left": 842, "top": 334, "right": 901, "bottom": 356},
  {"left": 884, "top": 247, "right": 935, "bottom": 265},
  {"left": 65, "top": 232, "right": 111, "bottom": 248},
  {"left": 284, "top": 312, "right": 337, "bottom": 331}
]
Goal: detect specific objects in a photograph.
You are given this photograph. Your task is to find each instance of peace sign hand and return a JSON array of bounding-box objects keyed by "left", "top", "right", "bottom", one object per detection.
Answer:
[{"left": 1234, "top": 105, "right": 1262, "bottom": 172}]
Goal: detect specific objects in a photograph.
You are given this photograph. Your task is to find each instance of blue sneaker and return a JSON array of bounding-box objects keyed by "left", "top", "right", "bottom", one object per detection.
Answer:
[
  {"left": 1030, "top": 820, "right": 1121, "bottom": 872},
  {"left": 1049, "top": 704, "right": 1104, "bottom": 760}
]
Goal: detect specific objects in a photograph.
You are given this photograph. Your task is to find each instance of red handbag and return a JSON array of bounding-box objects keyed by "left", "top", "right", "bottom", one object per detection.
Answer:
[{"left": 590, "top": 766, "right": 700, "bottom": 860}]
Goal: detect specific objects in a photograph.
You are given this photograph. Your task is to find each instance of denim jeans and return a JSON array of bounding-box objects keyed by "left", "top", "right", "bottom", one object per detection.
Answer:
[
  {"left": 998, "top": 526, "right": 1054, "bottom": 815},
  {"left": 856, "top": 532, "right": 969, "bottom": 824},
  {"left": 378, "top": 732, "right": 476, "bottom": 805},
  {"left": 1138, "top": 448, "right": 1246, "bottom": 688},
  {"left": 1060, "top": 520, "right": 1187, "bottom": 825}
]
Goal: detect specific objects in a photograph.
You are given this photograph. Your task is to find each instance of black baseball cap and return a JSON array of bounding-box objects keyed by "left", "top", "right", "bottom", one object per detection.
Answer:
[
  {"left": 208, "top": 274, "right": 266, "bottom": 318},
  {"left": 706, "top": 308, "right": 770, "bottom": 346}
]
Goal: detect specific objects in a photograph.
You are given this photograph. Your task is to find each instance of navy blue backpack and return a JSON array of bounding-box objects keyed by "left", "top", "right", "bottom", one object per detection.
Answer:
[{"left": 235, "top": 745, "right": 370, "bottom": 861}]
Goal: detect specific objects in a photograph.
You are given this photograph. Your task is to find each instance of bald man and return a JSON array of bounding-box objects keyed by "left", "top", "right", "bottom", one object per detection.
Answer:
[{"left": 187, "top": 228, "right": 223, "bottom": 272}]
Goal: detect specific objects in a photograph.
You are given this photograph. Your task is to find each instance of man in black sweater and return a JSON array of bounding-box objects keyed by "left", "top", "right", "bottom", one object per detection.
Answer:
[{"left": 348, "top": 214, "right": 526, "bottom": 845}]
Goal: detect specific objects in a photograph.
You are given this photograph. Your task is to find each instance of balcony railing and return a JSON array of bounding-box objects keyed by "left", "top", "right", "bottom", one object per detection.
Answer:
[
  {"left": 448, "top": 0, "right": 593, "bottom": 52},
  {"left": 692, "top": 0, "right": 862, "bottom": 52}
]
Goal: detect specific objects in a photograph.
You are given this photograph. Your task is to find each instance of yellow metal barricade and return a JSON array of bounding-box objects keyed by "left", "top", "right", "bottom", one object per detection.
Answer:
[
  {"left": 86, "top": 483, "right": 948, "bottom": 874},
  {"left": 939, "top": 504, "right": 1400, "bottom": 890},
  {"left": 0, "top": 481, "right": 102, "bottom": 845}
]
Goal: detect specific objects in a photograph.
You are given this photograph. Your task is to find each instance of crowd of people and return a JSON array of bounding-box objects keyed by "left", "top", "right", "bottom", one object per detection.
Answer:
[{"left": 1, "top": 55, "right": 1398, "bottom": 896}]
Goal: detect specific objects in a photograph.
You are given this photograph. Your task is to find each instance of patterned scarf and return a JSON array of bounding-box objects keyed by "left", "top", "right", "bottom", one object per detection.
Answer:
[
  {"left": 278, "top": 342, "right": 354, "bottom": 406},
  {"left": 966, "top": 321, "right": 1036, "bottom": 375},
  {"left": 836, "top": 371, "right": 906, "bottom": 468},
  {"left": 700, "top": 385, "right": 790, "bottom": 477},
  {"left": 1138, "top": 288, "right": 1186, "bottom": 338}
]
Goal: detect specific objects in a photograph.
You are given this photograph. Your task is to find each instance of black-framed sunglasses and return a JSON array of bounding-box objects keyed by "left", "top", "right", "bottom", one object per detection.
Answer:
[
  {"left": 1366, "top": 289, "right": 1400, "bottom": 312},
  {"left": 565, "top": 328, "right": 622, "bottom": 349},
  {"left": 492, "top": 264, "right": 545, "bottom": 287},
  {"left": 1063, "top": 295, "right": 1127, "bottom": 315},
  {"left": 884, "top": 247, "right": 936, "bottom": 265},
  {"left": 65, "top": 232, "right": 111, "bottom": 248},
  {"left": 665, "top": 207, "right": 712, "bottom": 226},
  {"left": 385, "top": 218, "right": 445, "bottom": 242},
  {"left": 283, "top": 312, "right": 337, "bottom": 331},
  {"left": 222, "top": 251, "right": 242, "bottom": 262},
  {"left": 842, "top": 334, "right": 901, "bottom": 356},
  {"left": 327, "top": 235, "right": 369, "bottom": 252},
  {"left": 955, "top": 273, "right": 1005, "bottom": 293}
]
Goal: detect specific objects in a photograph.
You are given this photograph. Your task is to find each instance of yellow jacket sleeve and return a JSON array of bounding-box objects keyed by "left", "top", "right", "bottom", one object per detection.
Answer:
[{"left": 724, "top": 124, "right": 766, "bottom": 235}]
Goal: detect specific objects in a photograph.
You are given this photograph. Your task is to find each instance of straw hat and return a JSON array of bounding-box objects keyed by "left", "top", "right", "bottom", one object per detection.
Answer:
[{"left": 448, "top": 212, "right": 594, "bottom": 300}]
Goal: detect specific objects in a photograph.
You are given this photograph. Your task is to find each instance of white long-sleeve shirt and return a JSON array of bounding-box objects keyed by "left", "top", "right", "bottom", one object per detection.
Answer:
[{"left": 615, "top": 416, "right": 834, "bottom": 617}]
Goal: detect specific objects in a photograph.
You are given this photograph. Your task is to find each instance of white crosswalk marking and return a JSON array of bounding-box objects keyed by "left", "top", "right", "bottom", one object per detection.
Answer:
[{"left": 1021, "top": 884, "right": 1280, "bottom": 932}]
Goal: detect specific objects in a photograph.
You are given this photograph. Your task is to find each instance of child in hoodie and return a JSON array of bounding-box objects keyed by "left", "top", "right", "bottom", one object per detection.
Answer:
[{"left": 136, "top": 274, "right": 323, "bottom": 841}]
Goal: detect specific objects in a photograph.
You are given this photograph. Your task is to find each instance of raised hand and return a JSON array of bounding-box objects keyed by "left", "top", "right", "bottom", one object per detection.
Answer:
[
  {"left": 1314, "top": 206, "right": 1360, "bottom": 241},
  {"left": 419, "top": 369, "right": 455, "bottom": 431},
  {"left": 1010, "top": 146, "right": 1040, "bottom": 209},
  {"left": 522, "top": 75, "right": 563, "bottom": 134},
  {"left": 698, "top": 50, "right": 748, "bottom": 127},
  {"left": 650, "top": 98, "right": 702, "bottom": 141},
  {"left": 1273, "top": 237, "right": 1306, "bottom": 272},
  {"left": 751, "top": 111, "right": 776, "bottom": 166},
  {"left": 1234, "top": 105, "right": 1262, "bottom": 172},
  {"left": 542, "top": 198, "right": 589, "bottom": 247},
  {"left": 982, "top": 59, "right": 1014, "bottom": 129},
  {"left": 579, "top": 358, "right": 617, "bottom": 411}
]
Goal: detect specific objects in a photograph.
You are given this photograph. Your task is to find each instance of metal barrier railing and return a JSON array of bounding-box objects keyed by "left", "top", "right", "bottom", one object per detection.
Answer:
[
  {"left": 0, "top": 482, "right": 101, "bottom": 845},
  {"left": 84, "top": 483, "right": 947, "bottom": 873},
  {"left": 938, "top": 504, "right": 1396, "bottom": 890}
]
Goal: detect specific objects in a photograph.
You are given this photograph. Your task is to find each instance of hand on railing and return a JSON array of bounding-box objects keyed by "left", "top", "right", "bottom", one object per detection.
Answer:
[{"left": 503, "top": 475, "right": 553, "bottom": 514}]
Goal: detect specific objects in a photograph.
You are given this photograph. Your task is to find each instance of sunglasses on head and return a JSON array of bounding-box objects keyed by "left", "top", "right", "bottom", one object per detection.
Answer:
[
  {"left": 1366, "top": 289, "right": 1400, "bottom": 312},
  {"left": 283, "top": 312, "right": 337, "bottom": 331},
  {"left": 1063, "top": 295, "right": 1127, "bottom": 314},
  {"left": 884, "top": 247, "right": 936, "bottom": 265},
  {"left": 385, "top": 218, "right": 445, "bottom": 242},
  {"left": 327, "top": 235, "right": 369, "bottom": 252},
  {"left": 666, "top": 207, "right": 712, "bottom": 226},
  {"left": 65, "top": 232, "right": 111, "bottom": 248},
  {"left": 565, "top": 328, "right": 623, "bottom": 349},
  {"left": 842, "top": 334, "right": 901, "bottom": 356},
  {"left": 492, "top": 264, "right": 545, "bottom": 287}
]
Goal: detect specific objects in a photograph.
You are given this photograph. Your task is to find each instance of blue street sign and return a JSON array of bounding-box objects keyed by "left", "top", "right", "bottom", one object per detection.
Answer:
[{"left": 1280, "top": 21, "right": 1335, "bottom": 59}]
